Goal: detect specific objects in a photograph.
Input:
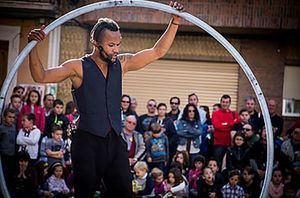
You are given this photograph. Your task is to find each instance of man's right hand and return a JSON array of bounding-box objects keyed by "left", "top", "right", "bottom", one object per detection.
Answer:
[{"left": 28, "top": 25, "right": 46, "bottom": 43}]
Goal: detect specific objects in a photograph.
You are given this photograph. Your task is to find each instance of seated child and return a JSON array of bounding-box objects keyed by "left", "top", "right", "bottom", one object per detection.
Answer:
[
  {"left": 221, "top": 169, "right": 245, "bottom": 198},
  {"left": 47, "top": 162, "right": 71, "bottom": 197},
  {"left": 151, "top": 167, "right": 167, "bottom": 197},
  {"left": 132, "top": 161, "right": 154, "bottom": 197}
]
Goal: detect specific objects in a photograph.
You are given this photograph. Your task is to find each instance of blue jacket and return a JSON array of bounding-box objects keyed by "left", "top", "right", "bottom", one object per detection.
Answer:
[{"left": 176, "top": 120, "right": 202, "bottom": 148}]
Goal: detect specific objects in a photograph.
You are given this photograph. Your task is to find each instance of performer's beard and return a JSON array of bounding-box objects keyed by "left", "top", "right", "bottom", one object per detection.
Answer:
[{"left": 98, "top": 46, "right": 116, "bottom": 64}]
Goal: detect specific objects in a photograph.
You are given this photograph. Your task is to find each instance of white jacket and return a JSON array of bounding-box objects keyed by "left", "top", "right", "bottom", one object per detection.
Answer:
[{"left": 17, "top": 127, "right": 41, "bottom": 159}]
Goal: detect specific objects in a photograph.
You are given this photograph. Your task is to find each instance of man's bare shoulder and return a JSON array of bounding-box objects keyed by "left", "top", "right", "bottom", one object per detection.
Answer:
[
  {"left": 118, "top": 53, "right": 133, "bottom": 74},
  {"left": 61, "top": 58, "right": 83, "bottom": 68}
]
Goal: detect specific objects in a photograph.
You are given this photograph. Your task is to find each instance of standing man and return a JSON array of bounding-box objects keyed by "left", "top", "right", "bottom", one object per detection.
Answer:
[
  {"left": 212, "top": 94, "right": 239, "bottom": 166},
  {"left": 177, "top": 93, "right": 207, "bottom": 125},
  {"left": 43, "top": 93, "right": 54, "bottom": 117},
  {"left": 27, "top": 2, "right": 184, "bottom": 197},
  {"left": 244, "top": 96, "right": 263, "bottom": 134},
  {"left": 268, "top": 99, "right": 284, "bottom": 138},
  {"left": 167, "top": 96, "right": 181, "bottom": 121},
  {"left": 139, "top": 99, "right": 157, "bottom": 133}
]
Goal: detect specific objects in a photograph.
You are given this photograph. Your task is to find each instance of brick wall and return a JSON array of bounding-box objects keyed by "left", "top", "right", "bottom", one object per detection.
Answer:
[{"left": 78, "top": 0, "right": 300, "bottom": 29}]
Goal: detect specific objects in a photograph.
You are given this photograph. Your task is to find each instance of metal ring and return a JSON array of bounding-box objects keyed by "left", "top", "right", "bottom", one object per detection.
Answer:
[{"left": 0, "top": 1, "right": 273, "bottom": 197}]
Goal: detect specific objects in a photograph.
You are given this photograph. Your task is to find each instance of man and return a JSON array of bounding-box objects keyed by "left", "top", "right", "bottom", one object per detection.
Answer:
[
  {"left": 245, "top": 96, "right": 263, "bottom": 134},
  {"left": 243, "top": 123, "right": 260, "bottom": 148},
  {"left": 130, "top": 97, "right": 138, "bottom": 113},
  {"left": 167, "top": 96, "right": 181, "bottom": 121},
  {"left": 43, "top": 93, "right": 54, "bottom": 116},
  {"left": 212, "top": 94, "right": 239, "bottom": 166},
  {"left": 177, "top": 93, "right": 207, "bottom": 125},
  {"left": 27, "top": 2, "right": 183, "bottom": 197},
  {"left": 268, "top": 99, "right": 284, "bottom": 138},
  {"left": 139, "top": 99, "right": 157, "bottom": 133},
  {"left": 121, "top": 115, "right": 145, "bottom": 166}
]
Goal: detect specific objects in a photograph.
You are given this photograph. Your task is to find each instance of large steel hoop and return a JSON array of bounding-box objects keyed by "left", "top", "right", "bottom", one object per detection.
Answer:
[{"left": 0, "top": 1, "right": 274, "bottom": 197}]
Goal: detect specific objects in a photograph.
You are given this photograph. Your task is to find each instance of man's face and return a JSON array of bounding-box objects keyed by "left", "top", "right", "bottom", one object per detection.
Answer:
[
  {"left": 131, "top": 99, "right": 137, "bottom": 111},
  {"left": 268, "top": 100, "right": 276, "bottom": 115},
  {"left": 4, "top": 112, "right": 15, "bottom": 126},
  {"left": 124, "top": 117, "right": 137, "bottom": 132},
  {"left": 147, "top": 101, "right": 156, "bottom": 114},
  {"left": 221, "top": 98, "right": 231, "bottom": 110},
  {"left": 243, "top": 124, "right": 253, "bottom": 138},
  {"left": 188, "top": 95, "right": 198, "bottom": 106},
  {"left": 44, "top": 95, "right": 54, "bottom": 109},
  {"left": 246, "top": 99, "right": 255, "bottom": 112},
  {"left": 240, "top": 111, "right": 250, "bottom": 123},
  {"left": 170, "top": 98, "right": 179, "bottom": 111},
  {"left": 98, "top": 30, "right": 122, "bottom": 63},
  {"left": 11, "top": 97, "right": 21, "bottom": 110},
  {"left": 54, "top": 104, "right": 64, "bottom": 115},
  {"left": 158, "top": 105, "right": 167, "bottom": 117}
]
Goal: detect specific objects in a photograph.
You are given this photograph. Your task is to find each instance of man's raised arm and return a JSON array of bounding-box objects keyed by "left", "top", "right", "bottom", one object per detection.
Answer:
[
  {"left": 28, "top": 25, "right": 79, "bottom": 84},
  {"left": 121, "top": 1, "right": 184, "bottom": 74}
]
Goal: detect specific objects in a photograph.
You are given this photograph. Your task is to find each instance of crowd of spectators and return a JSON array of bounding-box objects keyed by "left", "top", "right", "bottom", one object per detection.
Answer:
[{"left": 0, "top": 85, "right": 299, "bottom": 197}]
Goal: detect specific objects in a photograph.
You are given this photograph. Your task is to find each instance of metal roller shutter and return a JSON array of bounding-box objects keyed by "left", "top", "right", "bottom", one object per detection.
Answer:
[{"left": 123, "top": 59, "right": 239, "bottom": 115}]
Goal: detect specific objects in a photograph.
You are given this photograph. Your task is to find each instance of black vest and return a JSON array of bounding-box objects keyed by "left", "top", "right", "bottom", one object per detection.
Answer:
[{"left": 73, "top": 56, "right": 122, "bottom": 137}]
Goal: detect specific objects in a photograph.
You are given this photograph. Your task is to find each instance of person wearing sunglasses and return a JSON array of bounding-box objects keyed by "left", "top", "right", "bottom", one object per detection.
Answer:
[
  {"left": 176, "top": 104, "right": 202, "bottom": 164},
  {"left": 139, "top": 99, "right": 157, "bottom": 133},
  {"left": 121, "top": 94, "right": 141, "bottom": 132},
  {"left": 243, "top": 123, "right": 260, "bottom": 148},
  {"left": 167, "top": 96, "right": 181, "bottom": 121}
]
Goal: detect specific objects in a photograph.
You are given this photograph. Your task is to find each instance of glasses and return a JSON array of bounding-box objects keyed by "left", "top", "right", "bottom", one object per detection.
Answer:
[
  {"left": 243, "top": 128, "right": 251, "bottom": 131},
  {"left": 188, "top": 110, "right": 195, "bottom": 113},
  {"left": 121, "top": 100, "right": 130, "bottom": 104},
  {"left": 148, "top": 104, "right": 156, "bottom": 107},
  {"left": 127, "top": 121, "right": 137, "bottom": 126},
  {"left": 170, "top": 102, "right": 179, "bottom": 105}
]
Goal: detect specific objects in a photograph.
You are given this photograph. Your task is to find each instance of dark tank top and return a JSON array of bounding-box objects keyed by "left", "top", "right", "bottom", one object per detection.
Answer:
[{"left": 72, "top": 56, "right": 122, "bottom": 137}]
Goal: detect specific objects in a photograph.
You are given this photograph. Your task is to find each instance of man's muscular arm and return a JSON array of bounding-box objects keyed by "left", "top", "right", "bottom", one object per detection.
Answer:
[
  {"left": 120, "top": 1, "right": 184, "bottom": 74},
  {"left": 28, "top": 25, "right": 79, "bottom": 83}
]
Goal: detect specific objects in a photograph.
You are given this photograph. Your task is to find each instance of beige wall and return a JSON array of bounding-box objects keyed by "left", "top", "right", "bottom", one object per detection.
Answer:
[{"left": 0, "top": 19, "right": 49, "bottom": 94}]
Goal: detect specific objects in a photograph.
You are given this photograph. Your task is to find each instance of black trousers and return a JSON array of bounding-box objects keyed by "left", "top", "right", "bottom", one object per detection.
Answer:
[{"left": 71, "top": 129, "right": 132, "bottom": 198}]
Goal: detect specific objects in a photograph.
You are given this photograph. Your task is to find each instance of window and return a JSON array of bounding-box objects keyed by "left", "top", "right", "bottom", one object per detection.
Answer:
[{"left": 282, "top": 66, "right": 300, "bottom": 117}]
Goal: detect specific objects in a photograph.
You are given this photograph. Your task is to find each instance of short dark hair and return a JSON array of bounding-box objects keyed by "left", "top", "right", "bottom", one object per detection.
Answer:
[
  {"left": 245, "top": 96, "right": 256, "bottom": 103},
  {"left": 23, "top": 113, "right": 36, "bottom": 124},
  {"left": 18, "top": 151, "right": 30, "bottom": 161},
  {"left": 220, "top": 94, "right": 231, "bottom": 102},
  {"left": 170, "top": 96, "right": 180, "bottom": 105},
  {"left": 157, "top": 103, "right": 167, "bottom": 110},
  {"left": 239, "top": 108, "right": 248, "bottom": 115},
  {"left": 150, "top": 123, "right": 161, "bottom": 134},
  {"left": 188, "top": 93, "right": 198, "bottom": 100},
  {"left": 51, "top": 125, "right": 63, "bottom": 133},
  {"left": 90, "top": 18, "right": 120, "bottom": 42},
  {"left": 228, "top": 169, "right": 240, "bottom": 179},
  {"left": 3, "top": 108, "right": 16, "bottom": 117},
  {"left": 43, "top": 93, "right": 54, "bottom": 102},
  {"left": 53, "top": 99, "right": 64, "bottom": 107},
  {"left": 10, "top": 94, "right": 21, "bottom": 101},
  {"left": 213, "top": 103, "right": 221, "bottom": 108},
  {"left": 13, "top": 85, "right": 24, "bottom": 93}
]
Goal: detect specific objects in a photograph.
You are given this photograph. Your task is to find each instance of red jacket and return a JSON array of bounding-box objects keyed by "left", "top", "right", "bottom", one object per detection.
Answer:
[
  {"left": 212, "top": 109, "right": 239, "bottom": 146},
  {"left": 18, "top": 104, "right": 45, "bottom": 133}
]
